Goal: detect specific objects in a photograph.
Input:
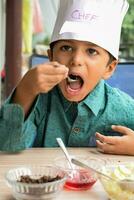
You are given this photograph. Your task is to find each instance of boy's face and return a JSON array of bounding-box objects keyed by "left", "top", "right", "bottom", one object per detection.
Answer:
[{"left": 48, "top": 39, "right": 117, "bottom": 102}]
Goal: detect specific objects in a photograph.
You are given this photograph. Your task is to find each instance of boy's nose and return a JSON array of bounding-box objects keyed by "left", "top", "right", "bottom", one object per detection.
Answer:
[{"left": 70, "top": 50, "right": 85, "bottom": 67}]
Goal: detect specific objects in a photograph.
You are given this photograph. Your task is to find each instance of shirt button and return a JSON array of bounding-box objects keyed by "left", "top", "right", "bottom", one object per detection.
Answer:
[{"left": 73, "top": 127, "right": 80, "bottom": 134}]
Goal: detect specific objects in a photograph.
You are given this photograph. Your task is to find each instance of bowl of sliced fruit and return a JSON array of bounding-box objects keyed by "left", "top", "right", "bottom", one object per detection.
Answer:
[{"left": 99, "top": 161, "right": 134, "bottom": 200}]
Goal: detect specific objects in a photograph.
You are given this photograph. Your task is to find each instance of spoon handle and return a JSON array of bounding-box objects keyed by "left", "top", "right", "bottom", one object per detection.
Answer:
[
  {"left": 71, "top": 158, "right": 115, "bottom": 181},
  {"left": 56, "top": 138, "right": 74, "bottom": 169}
]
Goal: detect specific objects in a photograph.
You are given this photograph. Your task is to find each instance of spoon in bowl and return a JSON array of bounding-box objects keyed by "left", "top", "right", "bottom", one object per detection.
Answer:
[
  {"left": 56, "top": 138, "right": 75, "bottom": 170},
  {"left": 71, "top": 158, "right": 134, "bottom": 193},
  {"left": 71, "top": 158, "right": 116, "bottom": 181}
]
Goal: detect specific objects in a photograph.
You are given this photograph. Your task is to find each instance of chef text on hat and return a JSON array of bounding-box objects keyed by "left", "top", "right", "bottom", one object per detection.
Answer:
[{"left": 51, "top": 0, "right": 129, "bottom": 59}]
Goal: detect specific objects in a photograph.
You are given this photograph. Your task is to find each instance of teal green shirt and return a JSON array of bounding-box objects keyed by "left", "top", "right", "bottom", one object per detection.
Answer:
[{"left": 1, "top": 80, "right": 134, "bottom": 152}]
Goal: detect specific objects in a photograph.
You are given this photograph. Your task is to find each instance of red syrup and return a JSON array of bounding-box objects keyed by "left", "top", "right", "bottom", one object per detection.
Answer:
[{"left": 64, "top": 169, "right": 97, "bottom": 190}]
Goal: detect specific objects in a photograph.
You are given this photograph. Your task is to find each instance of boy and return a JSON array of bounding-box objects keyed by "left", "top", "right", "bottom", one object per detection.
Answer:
[{"left": 0, "top": 0, "right": 134, "bottom": 155}]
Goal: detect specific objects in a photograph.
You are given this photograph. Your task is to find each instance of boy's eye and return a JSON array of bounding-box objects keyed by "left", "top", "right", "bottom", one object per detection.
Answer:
[
  {"left": 60, "top": 45, "right": 73, "bottom": 52},
  {"left": 87, "top": 48, "right": 97, "bottom": 56}
]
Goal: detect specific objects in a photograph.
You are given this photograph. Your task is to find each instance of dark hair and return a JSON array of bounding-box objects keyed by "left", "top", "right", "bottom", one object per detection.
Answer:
[
  {"left": 49, "top": 41, "right": 58, "bottom": 51},
  {"left": 107, "top": 53, "right": 116, "bottom": 65}
]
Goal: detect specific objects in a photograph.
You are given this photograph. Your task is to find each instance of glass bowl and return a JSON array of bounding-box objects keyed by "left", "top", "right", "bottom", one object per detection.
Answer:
[
  {"left": 5, "top": 165, "right": 67, "bottom": 200},
  {"left": 99, "top": 161, "right": 134, "bottom": 200},
  {"left": 54, "top": 156, "right": 103, "bottom": 191}
]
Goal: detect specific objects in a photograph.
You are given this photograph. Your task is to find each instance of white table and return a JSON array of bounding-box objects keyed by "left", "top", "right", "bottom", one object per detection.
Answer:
[{"left": 0, "top": 147, "right": 133, "bottom": 200}]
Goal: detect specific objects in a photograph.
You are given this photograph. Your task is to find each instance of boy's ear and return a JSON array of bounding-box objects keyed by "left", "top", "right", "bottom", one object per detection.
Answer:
[
  {"left": 103, "top": 60, "right": 118, "bottom": 80},
  {"left": 47, "top": 49, "right": 53, "bottom": 61}
]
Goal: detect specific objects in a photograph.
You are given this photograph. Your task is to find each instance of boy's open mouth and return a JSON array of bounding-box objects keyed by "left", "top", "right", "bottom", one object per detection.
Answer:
[{"left": 66, "top": 74, "right": 84, "bottom": 90}]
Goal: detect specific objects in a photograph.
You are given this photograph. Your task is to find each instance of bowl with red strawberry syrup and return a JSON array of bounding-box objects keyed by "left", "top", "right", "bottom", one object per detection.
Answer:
[{"left": 55, "top": 156, "right": 103, "bottom": 191}]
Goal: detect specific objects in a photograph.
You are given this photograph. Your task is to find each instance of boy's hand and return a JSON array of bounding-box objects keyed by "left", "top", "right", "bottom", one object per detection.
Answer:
[
  {"left": 13, "top": 62, "right": 68, "bottom": 116},
  {"left": 96, "top": 125, "right": 134, "bottom": 155},
  {"left": 20, "top": 61, "right": 68, "bottom": 95}
]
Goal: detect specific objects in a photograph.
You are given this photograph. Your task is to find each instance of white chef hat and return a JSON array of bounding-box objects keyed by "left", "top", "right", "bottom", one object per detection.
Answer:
[{"left": 51, "top": 0, "right": 129, "bottom": 59}]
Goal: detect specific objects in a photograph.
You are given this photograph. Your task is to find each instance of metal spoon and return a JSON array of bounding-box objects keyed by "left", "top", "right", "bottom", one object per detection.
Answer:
[
  {"left": 67, "top": 76, "right": 78, "bottom": 83},
  {"left": 56, "top": 138, "right": 74, "bottom": 170},
  {"left": 72, "top": 158, "right": 134, "bottom": 193},
  {"left": 71, "top": 158, "right": 116, "bottom": 181}
]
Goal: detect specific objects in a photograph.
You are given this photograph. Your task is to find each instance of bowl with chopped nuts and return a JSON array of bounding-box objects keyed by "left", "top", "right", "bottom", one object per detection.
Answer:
[{"left": 5, "top": 165, "right": 66, "bottom": 200}]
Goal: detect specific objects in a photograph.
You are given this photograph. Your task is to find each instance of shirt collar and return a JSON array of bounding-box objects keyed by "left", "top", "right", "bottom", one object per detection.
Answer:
[
  {"left": 57, "top": 80, "right": 105, "bottom": 115},
  {"left": 83, "top": 80, "right": 105, "bottom": 116},
  {"left": 57, "top": 87, "right": 73, "bottom": 112}
]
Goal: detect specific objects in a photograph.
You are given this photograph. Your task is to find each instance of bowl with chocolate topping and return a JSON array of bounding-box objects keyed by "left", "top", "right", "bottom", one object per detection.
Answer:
[{"left": 5, "top": 165, "right": 66, "bottom": 200}]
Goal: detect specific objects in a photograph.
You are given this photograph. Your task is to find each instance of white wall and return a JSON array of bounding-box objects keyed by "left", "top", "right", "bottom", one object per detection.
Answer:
[
  {"left": 0, "top": 0, "right": 6, "bottom": 104},
  {"left": 0, "top": 0, "right": 6, "bottom": 71}
]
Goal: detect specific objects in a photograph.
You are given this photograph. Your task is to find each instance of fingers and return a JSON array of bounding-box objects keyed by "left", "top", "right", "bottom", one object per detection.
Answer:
[
  {"left": 96, "top": 132, "right": 120, "bottom": 145},
  {"left": 37, "top": 62, "right": 69, "bottom": 76},
  {"left": 96, "top": 127, "right": 134, "bottom": 155},
  {"left": 96, "top": 126, "right": 134, "bottom": 146},
  {"left": 29, "top": 62, "right": 69, "bottom": 94},
  {"left": 111, "top": 125, "right": 134, "bottom": 135},
  {"left": 96, "top": 132, "right": 122, "bottom": 154},
  {"left": 96, "top": 140, "right": 119, "bottom": 154}
]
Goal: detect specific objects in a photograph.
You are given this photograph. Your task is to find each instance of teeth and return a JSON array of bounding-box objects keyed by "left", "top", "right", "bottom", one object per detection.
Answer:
[{"left": 67, "top": 76, "right": 78, "bottom": 83}]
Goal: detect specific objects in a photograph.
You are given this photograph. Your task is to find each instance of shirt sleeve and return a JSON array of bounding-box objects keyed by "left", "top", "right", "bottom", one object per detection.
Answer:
[{"left": 0, "top": 93, "right": 38, "bottom": 152}]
